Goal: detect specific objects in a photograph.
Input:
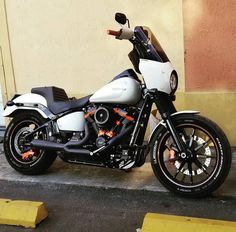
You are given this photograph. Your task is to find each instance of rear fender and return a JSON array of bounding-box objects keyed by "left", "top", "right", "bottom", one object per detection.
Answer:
[
  {"left": 3, "top": 93, "right": 54, "bottom": 119},
  {"left": 148, "top": 110, "right": 200, "bottom": 144}
]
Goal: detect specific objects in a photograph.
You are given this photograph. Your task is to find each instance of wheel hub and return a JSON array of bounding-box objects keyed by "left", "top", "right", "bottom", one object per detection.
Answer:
[
  {"left": 14, "top": 127, "right": 33, "bottom": 155},
  {"left": 171, "top": 134, "right": 213, "bottom": 177},
  {"left": 180, "top": 152, "right": 187, "bottom": 159}
]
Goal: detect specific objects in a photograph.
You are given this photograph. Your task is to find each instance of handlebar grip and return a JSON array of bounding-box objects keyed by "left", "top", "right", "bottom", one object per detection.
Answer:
[{"left": 107, "top": 29, "right": 121, "bottom": 36}]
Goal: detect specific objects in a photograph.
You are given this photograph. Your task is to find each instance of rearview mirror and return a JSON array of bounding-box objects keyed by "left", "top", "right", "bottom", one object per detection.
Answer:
[{"left": 115, "top": 13, "right": 127, "bottom": 25}]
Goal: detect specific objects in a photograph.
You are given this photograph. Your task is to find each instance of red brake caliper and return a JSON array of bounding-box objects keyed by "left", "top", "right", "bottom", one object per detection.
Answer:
[
  {"left": 21, "top": 149, "right": 35, "bottom": 160},
  {"left": 169, "top": 149, "right": 176, "bottom": 164}
]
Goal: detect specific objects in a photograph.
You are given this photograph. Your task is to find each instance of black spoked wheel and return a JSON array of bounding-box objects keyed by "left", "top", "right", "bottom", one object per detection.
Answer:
[
  {"left": 4, "top": 112, "right": 57, "bottom": 175},
  {"left": 150, "top": 114, "right": 231, "bottom": 197}
]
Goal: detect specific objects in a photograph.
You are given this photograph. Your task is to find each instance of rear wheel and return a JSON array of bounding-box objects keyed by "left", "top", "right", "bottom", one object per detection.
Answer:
[
  {"left": 150, "top": 114, "right": 231, "bottom": 197},
  {"left": 4, "top": 112, "right": 57, "bottom": 175}
]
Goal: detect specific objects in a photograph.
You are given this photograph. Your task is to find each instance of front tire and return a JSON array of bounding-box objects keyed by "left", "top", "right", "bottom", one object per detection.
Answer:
[
  {"left": 4, "top": 112, "right": 57, "bottom": 175},
  {"left": 150, "top": 114, "right": 231, "bottom": 197}
]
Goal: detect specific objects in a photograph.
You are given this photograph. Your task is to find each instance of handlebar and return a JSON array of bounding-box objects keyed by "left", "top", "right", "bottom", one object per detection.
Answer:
[
  {"left": 107, "top": 27, "right": 134, "bottom": 40},
  {"left": 107, "top": 29, "right": 121, "bottom": 37}
]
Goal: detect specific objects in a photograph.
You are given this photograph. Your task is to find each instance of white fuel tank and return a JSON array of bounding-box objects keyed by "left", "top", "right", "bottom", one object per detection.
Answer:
[{"left": 89, "top": 77, "right": 141, "bottom": 105}]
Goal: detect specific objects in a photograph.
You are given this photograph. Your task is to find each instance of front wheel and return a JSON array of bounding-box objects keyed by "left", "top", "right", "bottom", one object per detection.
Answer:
[
  {"left": 150, "top": 114, "right": 231, "bottom": 197},
  {"left": 4, "top": 112, "right": 57, "bottom": 175}
]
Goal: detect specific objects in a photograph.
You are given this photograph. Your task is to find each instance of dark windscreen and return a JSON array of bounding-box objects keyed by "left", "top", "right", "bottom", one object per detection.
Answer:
[
  {"left": 129, "top": 26, "right": 170, "bottom": 73},
  {"left": 140, "top": 26, "right": 169, "bottom": 62}
]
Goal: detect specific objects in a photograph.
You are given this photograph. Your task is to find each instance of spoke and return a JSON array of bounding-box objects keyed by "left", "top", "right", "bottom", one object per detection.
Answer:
[
  {"left": 181, "top": 128, "right": 188, "bottom": 141},
  {"left": 165, "top": 143, "right": 171, "bottom": 151},
  {"left": 174, "top": 161, "right": 186, "bottom": 178},
  {"left": 194, "top": 139, "right": 211, "bottom": 152},
  {"left": 181, "top": 133, "right": 186, "bottom": 143},
  {"left": 194, "top": 158, "right": 209, "bottom": 176},
  {"left": 188, "top": 128, "right": 195, "bottom": 148},
  {"left": 188, "top": 162, "right": 193, "bottom": 184},
  {"left": 197, "top": 154, "right": 216, "bottom": 159},
  {"left": 179, "top": 129, "right": 188, "bottom": 144},
  {"left": 171, "top": 146, "right": 178, "bottom": 152}
]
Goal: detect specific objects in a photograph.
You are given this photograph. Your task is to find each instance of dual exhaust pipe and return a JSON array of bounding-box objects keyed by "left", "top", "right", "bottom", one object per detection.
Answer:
[{"left": 31, "top": 124, "right": 134, "bottom": 156}]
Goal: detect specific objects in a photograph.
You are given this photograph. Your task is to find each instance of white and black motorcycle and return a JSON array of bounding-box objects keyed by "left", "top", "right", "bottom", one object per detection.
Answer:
[{"left": 3, "top": 13, "right": 231, "bottom": 197}]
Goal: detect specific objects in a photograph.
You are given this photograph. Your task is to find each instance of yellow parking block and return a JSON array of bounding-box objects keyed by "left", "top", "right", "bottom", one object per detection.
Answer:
[
  {"left": 141, "top": 213, "right": 236, "bottom": 232},
  {"left": 0, "top": 198, "right": 48, "bottom": 228}
]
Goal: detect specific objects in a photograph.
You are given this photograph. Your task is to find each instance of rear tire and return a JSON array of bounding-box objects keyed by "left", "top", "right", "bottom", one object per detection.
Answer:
[
  {"left": 4, "top": 112, "right": 57, "bottom": 175},
  {"left": 150, "top": 114, "right": 231, "bottom": 197}
]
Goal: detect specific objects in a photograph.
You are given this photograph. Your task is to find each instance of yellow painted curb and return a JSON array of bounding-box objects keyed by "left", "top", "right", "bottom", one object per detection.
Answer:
[
  {"left": 141, "top": 213, "right": 236, "bottom": 232},
  {"left": 0, "top": 198, "right": 48, "bottom": 228}
]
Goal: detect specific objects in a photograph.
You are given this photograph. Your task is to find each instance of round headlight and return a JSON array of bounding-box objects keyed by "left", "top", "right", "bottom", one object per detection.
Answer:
[{"left": 170, "top": 72, "right": 178, "bottom": 93}]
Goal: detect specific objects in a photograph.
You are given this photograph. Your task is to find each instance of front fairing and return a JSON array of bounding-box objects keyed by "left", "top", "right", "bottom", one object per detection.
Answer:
[{"left": 131, "top": 26, "right": 177, "bottom": 94}]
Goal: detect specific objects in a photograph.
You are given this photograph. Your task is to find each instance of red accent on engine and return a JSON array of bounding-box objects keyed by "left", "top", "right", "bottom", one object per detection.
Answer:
[
  {"left": 106, "top": 130, "right": 115, "bottom": 138},
  {"left": 84, "top": 109, "right": 96, "bottom": 118},
  {"left": 113, "top": 108, "right": 134, "bottom": 121},
  {"left": 115, "top": 120, "right": 122, "bottom": 126},
  {"left": 98, "top": 129, "right": 106, "bottom": 136}
]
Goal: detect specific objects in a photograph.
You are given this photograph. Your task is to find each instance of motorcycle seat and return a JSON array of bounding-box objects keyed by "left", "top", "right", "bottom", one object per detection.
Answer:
[{"left": 31, "top": 86, "right": 90, "bottom": 115}]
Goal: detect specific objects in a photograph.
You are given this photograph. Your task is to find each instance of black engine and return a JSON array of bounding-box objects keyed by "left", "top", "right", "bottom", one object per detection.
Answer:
[{"left": 85, "top": 105, "right": 137, "bottom": 148}]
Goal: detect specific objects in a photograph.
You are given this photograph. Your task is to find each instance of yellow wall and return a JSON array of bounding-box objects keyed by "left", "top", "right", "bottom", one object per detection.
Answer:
[
  {"left": 175, "top": 92, "right": 236, "bottom": 145},
  {"left": 1, "top": 0, "right": 235, "bottom": 146},
  {"left": 0, "top": 0, "right": 16, "bottom": 103},
  {"left": 3, "top": 0, "right": 184, "bottom": 97}
]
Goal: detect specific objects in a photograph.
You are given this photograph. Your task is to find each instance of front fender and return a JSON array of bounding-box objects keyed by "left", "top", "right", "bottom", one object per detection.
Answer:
[
  {"left": 3, "top": 93, "right": 53, "bottom": 119},
  {"left": 148, "top": 110, "right": 200, "bottom": 144}
]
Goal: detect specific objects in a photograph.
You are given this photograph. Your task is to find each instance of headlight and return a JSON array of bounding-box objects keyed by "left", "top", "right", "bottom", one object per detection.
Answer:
[{"left": 170, "top": 71, "right": 178, "bottom": 94}]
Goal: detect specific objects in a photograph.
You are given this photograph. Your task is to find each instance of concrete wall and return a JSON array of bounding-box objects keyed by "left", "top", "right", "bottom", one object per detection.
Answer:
[{"left": 3, "top": 0, "right": 184, "bottom": 97}]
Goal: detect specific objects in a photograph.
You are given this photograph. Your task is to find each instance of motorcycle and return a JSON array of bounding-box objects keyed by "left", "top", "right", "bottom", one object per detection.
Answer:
[{"left": 3, "top": 13, "right": 231, "bottom": 197}]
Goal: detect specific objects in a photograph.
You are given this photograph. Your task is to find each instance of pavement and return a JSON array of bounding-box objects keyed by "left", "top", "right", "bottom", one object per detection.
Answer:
[
  {"left": 0, "top": 144, "right": 235, "bottom": 231},
  {"left": 0, "top": 144, "right": 235, "bottom": 198},
  {"left": 1, "top": 179, "right": 236, "bottom": 232}
]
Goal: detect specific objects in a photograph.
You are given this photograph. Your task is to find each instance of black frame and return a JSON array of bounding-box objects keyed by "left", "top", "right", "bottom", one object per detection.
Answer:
[{"left": 130, "top": 90, "right": 177, "bottom": 147}]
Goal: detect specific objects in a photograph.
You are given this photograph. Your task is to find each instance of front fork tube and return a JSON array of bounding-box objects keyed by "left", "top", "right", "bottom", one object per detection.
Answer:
[
  {"left": 154, "top": 93, "right": 187, "bottom": 156},
  {"left": 163, "top": 115, "right": 187, "bottom": 155}
]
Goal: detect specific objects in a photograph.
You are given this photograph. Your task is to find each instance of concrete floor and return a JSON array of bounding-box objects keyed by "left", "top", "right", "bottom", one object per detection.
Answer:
[
  {"left": 0, "top": 181, "right": 236, "bottom": 232},
  {"left": 0, "top": 145, "right": 235, "bottom": 231},
  {"left": 0, "top": 147, "right": 235, "bottom": 197}
]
